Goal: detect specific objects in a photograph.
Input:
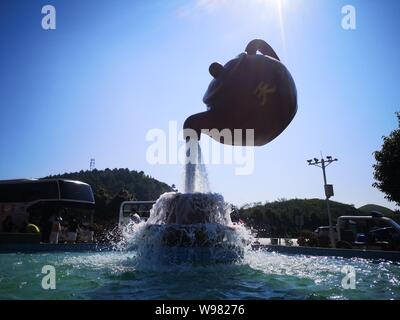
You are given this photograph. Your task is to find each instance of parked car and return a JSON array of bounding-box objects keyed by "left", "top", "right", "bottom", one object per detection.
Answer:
[
  {"left": 336, "top": 212, "right": 400, "bottom": 250},
  {"left": 313, "top": 226, "right": 338, "bottom": 247}
]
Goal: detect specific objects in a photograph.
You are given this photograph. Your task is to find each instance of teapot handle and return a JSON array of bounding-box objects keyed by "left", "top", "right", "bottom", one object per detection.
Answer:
[{"left": 245, "top": 39, "right": 280, "bottom": 61}]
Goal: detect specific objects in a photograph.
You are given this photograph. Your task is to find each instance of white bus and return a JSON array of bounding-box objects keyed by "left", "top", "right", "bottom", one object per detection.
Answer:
[{"left": 118, "top": 200, "right": 155, "bottom": 228}]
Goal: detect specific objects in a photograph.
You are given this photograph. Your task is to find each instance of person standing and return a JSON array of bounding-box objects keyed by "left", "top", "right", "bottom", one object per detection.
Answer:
[
  {"left": 2, "top": 216, "right": 14, "bottom": 232},
  {"left": 49, "top": 216, "right": 62, "bottom": 244},
  {"left": 67, "top": 218, "right": 78, "bottom": 243}
]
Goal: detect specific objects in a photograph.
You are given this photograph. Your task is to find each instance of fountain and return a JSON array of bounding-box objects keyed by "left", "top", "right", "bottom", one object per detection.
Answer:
[
  {"left": 122, "top": 39, "right": 297, "bottom": 264},
  {"left": 121, "top": 191, "right": 251, "bottom": 264},
  {"left": 119, "top": 142, "right": 251, "bottom": 264}
]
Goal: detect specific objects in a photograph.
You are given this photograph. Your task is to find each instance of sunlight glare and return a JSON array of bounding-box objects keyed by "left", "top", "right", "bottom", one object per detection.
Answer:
[{"left": 256, "top": 0, "right": 287, "bottom": 58}]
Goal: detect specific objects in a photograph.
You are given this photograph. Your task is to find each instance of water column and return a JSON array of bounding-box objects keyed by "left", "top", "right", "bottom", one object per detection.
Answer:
[{"left": 184, "top": 138, "right": 210, "bottom": 194}]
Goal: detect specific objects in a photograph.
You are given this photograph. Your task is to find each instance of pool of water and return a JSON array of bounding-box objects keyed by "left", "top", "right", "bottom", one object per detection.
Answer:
[{"left": 1, "top": 249, "right": 399, "bottom": 300}]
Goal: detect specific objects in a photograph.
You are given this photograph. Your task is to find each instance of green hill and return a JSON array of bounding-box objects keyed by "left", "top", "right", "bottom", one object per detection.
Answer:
[
  {"left": 237, "top": 198, "right": 361, "bottom": 237},
  {"left": 40, "top": 169, "right": 399, "bottom": 233},
  {"left": 238, "top": 199, "right": 400, "bottom": 238},
  {"left": 358, "top": 204, "right": 395, "bottom": 216},
  {"left": 45, "top": 168, "right": 173, "bottom": 223}
]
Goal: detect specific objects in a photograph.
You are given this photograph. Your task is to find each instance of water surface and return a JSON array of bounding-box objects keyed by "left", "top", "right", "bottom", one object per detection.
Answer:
[{"left": 1, "top": 249, "right": 399, "bottom": 300}]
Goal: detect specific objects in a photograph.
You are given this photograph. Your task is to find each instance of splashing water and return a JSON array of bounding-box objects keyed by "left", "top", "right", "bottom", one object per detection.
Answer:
[
  {"left": 147, "top": 192, "right": 231, "bottom": 225},
  {"left": 118, "top": 192, "right": 253, "bottom": 266}
]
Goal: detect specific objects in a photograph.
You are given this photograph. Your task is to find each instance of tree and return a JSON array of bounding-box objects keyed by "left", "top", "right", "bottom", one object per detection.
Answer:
[
  {"left": 109, "top": 188, "right": 135, "bottom": 219},
  {"left": 45, "top": 168, "right": 173, "bottom": 224},
  {"left": 94, "top": 188, "right": 112, "bottom": 221},
  {"left": 373, "top": 112, "right": 400, "bottom": 206}
]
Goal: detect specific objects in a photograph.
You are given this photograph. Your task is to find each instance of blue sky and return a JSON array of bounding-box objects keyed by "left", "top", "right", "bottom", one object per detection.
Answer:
[{"left": 0, "top": 0, "right": 399, "bottom": 210}]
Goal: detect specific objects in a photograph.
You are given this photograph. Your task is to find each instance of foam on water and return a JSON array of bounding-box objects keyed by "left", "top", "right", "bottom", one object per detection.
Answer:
[{"left": 116, "top": 191, "right": 253, "bottom": 267}]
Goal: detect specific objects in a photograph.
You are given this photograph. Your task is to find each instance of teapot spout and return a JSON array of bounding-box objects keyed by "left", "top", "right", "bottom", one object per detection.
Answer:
[
  {"left": 183, "top": 110, "right": 247, "bottom": 145},
  {"left": 183, "top": 111, "right": 213, "bottom": 141}
]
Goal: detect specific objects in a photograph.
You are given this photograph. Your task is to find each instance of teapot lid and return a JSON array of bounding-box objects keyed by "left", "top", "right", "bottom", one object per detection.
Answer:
[
  {"left": 203, "top": 39, "right": 281, "bottom": 107},
  {"left": 203, "top": 53, "right": 247, "bottom": 107}
]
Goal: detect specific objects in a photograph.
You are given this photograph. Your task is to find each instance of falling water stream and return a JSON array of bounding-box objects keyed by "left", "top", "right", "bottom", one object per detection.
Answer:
[{"left": 183, "top": 139, "right": 210, "bottom": 193}]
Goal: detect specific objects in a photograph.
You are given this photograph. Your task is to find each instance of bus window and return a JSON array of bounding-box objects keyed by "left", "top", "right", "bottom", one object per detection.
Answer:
[
  {"left": 122, "top": 204, "right": 135, "bottom": 217},
  {"left": 0, "top": 181, "right": 58, "bottom": 203},
  {"left": 22, "top": 181, "right": 59, "bottom": 202},
  {"left": 0, "top": 183, "right": 23, "bottom": 202},
  {"left": 58, "top": 180, "right": 94, "bottom": 203}
]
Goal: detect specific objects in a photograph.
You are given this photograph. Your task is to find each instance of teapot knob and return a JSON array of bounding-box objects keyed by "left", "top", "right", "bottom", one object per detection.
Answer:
[{"left": 209, "top": 62, "right": 224, "bottom": 78}]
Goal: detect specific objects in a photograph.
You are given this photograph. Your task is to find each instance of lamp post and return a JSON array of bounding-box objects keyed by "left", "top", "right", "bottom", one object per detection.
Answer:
[{"left": 307, "top": 156, "right": 338, "bottom": 248}]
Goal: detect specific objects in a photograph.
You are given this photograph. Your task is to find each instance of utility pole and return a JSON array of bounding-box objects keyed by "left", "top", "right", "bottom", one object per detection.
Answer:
[{"left": 307, "top": 155, "right": 338, "bottom": 248}]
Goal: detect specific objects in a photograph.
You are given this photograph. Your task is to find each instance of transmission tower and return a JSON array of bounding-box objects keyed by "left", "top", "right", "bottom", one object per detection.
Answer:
[{"left": 90, "top": 158, "right": 96, "bottom": 171}]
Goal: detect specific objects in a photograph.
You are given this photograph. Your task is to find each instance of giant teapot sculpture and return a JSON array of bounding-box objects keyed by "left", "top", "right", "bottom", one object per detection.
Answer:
[{"left": 183, "top": 39, "right": 297, "bottom": 146}]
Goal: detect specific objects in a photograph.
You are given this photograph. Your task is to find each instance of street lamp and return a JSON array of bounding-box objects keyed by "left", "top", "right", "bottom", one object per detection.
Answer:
[{"left": 307, "top": 155, "right": 338, "bottom": 248}]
